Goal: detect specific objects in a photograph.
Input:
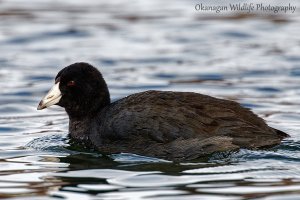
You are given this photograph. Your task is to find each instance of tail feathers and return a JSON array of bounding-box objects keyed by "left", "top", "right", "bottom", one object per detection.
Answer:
[{"left": 273, "top": 128, "right": 290, "bottom": 139}]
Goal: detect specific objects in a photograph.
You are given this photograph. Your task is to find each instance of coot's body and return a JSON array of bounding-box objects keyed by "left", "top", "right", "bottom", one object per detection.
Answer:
[{"left": 38, "top": 63, "right": 288, "bottom": 161}]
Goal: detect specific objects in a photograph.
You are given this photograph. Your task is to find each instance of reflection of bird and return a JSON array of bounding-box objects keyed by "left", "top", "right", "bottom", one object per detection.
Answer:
[{"left": 37, "top": 62, "right": 289, "bottom": 161}]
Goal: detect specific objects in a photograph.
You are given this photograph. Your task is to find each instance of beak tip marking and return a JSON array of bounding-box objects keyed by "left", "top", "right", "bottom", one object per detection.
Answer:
[{"left": 37, "top": 101, "right": 45, "bottom": 110}]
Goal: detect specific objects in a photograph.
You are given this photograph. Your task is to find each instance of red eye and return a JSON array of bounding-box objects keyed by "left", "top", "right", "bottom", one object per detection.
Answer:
[{"left": 67, "top": 80, "right": 76, "bottom": 87}]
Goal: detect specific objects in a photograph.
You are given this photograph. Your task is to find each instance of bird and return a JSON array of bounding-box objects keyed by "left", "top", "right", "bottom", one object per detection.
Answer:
[{"left": 37, "top": 62, "right": 289, "bottom": 161}]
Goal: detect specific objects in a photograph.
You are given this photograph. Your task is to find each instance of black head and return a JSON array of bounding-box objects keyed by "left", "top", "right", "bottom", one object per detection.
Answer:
[{"left": 38, "top": 62, "right": 110, "bottom": 119}]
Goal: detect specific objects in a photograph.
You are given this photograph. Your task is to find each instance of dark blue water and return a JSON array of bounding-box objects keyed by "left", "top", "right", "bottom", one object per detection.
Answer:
[{"left": 0, "top": 0, "right": 300, "bottom": 199}]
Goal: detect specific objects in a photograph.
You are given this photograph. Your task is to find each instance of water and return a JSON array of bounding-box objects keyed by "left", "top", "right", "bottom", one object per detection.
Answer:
[{"left": 0, "top": 0, "right": 300, "bottom": 199}]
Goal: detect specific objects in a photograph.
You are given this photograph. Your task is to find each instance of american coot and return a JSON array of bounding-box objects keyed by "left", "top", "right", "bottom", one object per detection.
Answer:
[{"left": 37, "top": 62, "right": 289, "bottom": 161}]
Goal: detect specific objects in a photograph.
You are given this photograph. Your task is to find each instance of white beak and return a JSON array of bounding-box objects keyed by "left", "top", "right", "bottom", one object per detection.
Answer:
[{"left": 37, "top": 82, "right": 62, "bottom": 110}]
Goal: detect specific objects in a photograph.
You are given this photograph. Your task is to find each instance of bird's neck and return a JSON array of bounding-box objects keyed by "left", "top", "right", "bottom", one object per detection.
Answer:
[
  {"left": 68, "top": 114, "right": 102, "bottom": 147},
  {"left": 64, "top": 89, "right": 111, "bottom": 119}
]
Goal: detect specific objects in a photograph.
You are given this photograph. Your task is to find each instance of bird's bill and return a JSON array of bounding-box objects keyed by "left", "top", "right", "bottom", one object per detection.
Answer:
[{"left": 37, "top": 82, "right": 62, "bottom": 110}]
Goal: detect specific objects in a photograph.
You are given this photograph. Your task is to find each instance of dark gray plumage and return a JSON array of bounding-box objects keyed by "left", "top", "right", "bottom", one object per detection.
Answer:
[{"left": 38, "top": 62, "right": 289, "bottom": 161}]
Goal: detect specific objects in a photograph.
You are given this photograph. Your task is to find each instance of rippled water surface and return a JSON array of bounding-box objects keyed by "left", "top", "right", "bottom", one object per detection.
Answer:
[{"left": 0, "top": 0, "right": 300, "bottom": 199}]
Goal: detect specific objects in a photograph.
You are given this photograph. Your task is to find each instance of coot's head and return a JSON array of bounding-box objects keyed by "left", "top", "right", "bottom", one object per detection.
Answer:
[{"left": 37, "top": 62, "right": 110, "bottom": 118}]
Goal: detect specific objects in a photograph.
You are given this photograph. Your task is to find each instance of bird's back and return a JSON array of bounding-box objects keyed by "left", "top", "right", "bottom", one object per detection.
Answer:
[{"left": 96, "top": 90, "right": 288, "bottom": 161}]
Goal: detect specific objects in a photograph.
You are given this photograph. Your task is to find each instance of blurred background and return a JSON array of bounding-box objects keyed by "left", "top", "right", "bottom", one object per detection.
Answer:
[{"left": 0, "top": 0, "right": 300, "bottom": 199}]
